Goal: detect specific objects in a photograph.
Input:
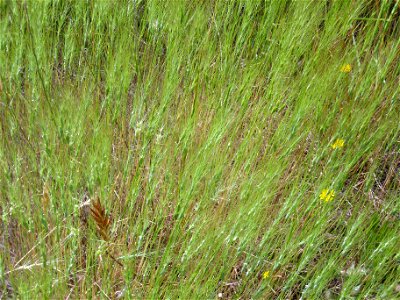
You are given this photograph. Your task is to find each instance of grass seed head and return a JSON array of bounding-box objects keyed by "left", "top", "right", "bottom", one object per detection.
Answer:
[{"left": 90, "top": 195, "right": 111, "bottom": 241}]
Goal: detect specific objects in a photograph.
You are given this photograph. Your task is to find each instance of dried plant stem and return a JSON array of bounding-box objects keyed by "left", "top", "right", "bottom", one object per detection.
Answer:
[{"left": 90, "top": 195, "right": 123, "bottom": 268}]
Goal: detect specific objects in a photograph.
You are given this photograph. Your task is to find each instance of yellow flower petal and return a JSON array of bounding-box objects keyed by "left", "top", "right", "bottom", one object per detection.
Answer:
[
  {"left": 340, "top": 64, "right": 352, "bottom": 73},
  {"left": 319, "top": 189, "right": 329, "bottom": 201},
  {"left": 326, "top": 190, "right": 335, "bottom": 202},
  {"left": 320, "top": 189, "right": 335, "bottom": 202},
  {"left": 331, "top": 139, "right": 345, "bottom": 149}
]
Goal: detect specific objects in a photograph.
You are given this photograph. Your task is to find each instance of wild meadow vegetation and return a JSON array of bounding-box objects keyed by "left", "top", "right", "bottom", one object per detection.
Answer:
[{"left": 1, "top": 0, "right": 399, "bottom": 299}]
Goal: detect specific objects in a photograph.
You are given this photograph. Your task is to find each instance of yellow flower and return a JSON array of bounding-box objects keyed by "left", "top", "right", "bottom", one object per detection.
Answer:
[
  {"left": 340, "top": 64, "right": 352, "bottom": 73},
  {"left": 331, "top": 139, "right": 345, "bottom": 149},
  {"left": 263, "top": 271, "right": 270, "bottom": 279},
  {"left": 319, "top": 189, "right": 335, "bottom": 202}
]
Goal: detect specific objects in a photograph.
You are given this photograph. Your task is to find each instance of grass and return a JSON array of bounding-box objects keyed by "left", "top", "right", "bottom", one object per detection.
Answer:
[{"left": 0, "top": 0, "right": 399, "bottom": 299}]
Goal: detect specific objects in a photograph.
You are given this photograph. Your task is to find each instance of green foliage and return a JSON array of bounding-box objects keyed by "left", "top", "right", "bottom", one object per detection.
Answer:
[{"left": 0, "top": 0, "right": 399, "bottom": 298}]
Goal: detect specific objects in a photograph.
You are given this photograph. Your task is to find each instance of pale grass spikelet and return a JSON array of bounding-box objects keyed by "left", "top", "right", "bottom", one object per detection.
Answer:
[{"left": 42, "top": 182, "right": 50, "bottom": 211}]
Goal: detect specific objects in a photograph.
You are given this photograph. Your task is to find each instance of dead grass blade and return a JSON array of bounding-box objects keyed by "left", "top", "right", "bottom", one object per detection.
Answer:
[{"left": 42, "top": 182, "right": 50, "bottom": 212}]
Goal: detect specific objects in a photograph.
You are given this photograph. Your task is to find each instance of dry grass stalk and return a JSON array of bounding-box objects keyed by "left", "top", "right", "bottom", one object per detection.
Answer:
[
  {"left": 90, "top": 195, "right": 111, "bottom": 241},
  {"left": 42, "top": 182, "right": 50, "bottom": 212},
  {"left": 90, "top": 195, "right": 123, "bottom": 267},
  {"left": 79, "top": 192, "right": 89, "bottom": 270}
]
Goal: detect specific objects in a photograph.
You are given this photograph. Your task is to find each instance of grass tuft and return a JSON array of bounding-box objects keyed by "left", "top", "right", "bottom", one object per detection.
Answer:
[{"left": 0, "top": 0, "right": 399, "bottom": 298}]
